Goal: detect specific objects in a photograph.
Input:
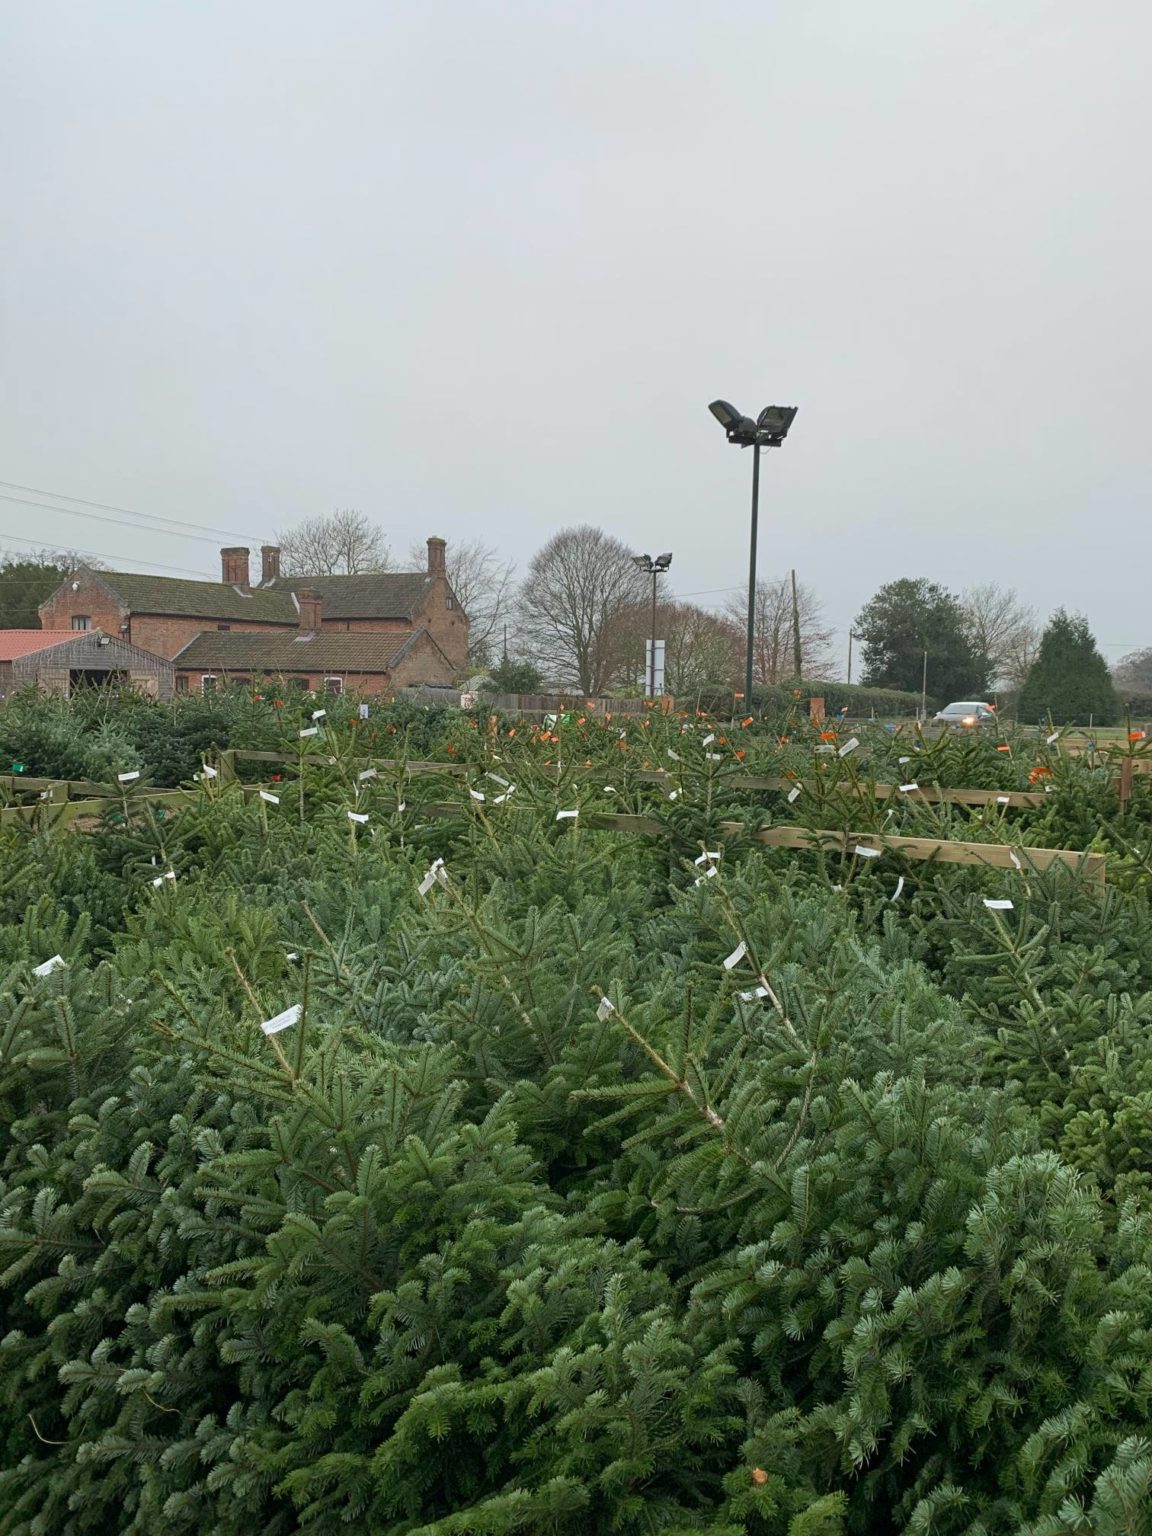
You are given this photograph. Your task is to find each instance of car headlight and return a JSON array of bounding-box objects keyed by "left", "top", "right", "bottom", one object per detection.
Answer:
[{"left": 962, "top": 716, "right": 976, "bottom": 725}]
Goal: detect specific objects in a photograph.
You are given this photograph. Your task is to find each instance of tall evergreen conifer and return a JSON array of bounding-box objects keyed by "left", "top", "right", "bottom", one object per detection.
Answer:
[{"left": 1017, "top": 608, "right": 1120, "bottom": 724}]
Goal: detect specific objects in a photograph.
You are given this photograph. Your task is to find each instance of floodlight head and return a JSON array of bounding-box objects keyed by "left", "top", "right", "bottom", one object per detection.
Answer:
[
  {"left": 756, "top": 405, "right": 798, "bottom": 443},
  {"left": 654, "top": 552, "right": 673, "bottom": 570},
  {"left": 632, "top": 554, "right": 651, "bottom": 569},
  {"left": 708, "top": 400, "right": 741, "bottom": 429}
]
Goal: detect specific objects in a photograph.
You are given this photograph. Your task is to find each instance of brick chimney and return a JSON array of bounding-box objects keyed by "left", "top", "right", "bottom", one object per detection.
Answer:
[
  {"left": 221, "top": 547, "right": 250, "bottom": 588},
  {"left": 427, "top": 536, "right": 446, "bottom": 576},
  {"left": 297, "top": 587, "right": 322, "bottom": 633},
  {"left": 260, "top": 544, "right": 281, "bottom": 583}
]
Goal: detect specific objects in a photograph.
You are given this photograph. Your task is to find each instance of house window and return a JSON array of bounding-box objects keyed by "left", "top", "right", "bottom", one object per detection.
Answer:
[
  {"left": 217, "top": 623, "right": 231, "bottom": 632},
  {"left": 176, "top": 675, "right": 188, "bottom": 693},
  {"left": 71, "top": 615, "right": 91, "bottom": 631},
  {"left": 324, "top": 676, "right": 344, "bottom": 695},
  {"left": 289, "top": 676, "right": 310, "bottom": 690},
  {"left": 201, "top": 675, "right": 217, "bottom": 694},
  {"left": 445, "top": 596, "right": 455, "bottom": 609}
]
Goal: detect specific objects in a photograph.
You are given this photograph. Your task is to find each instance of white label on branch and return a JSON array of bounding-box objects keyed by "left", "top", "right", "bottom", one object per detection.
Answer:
[
  {"left": 693, "top": 850, "right": 721, "bottom": 865},
  {"left": 694, "top": 865, "right": 718, "bottom": 885},
  {"left": 891, "top": 876, "right": 905, "bottom": 902},
  {"left": 118, "top": 771, "right": 140, "bottom": 783},
  {"left": 723, "top": 940, "right": 747, "bottom": 970},
  {"left": 898, "top": 756, "right": 912, "bottom": 765},
  {"left": 838, "top": 737, "right": 860, "bottom": 757},
  {"left": 358, "top": 768, "right": 377, "bottom": 781},
  {"left": 815, "top": 745, "right": 835, "bottom": 754},
  {"left": 1009, "top": 851, "right": 1022, "bottom": 870},
  {"left": 899, "top": 783, "right": 919, "bottom": 793},
  {"left": 397, "top": 800, "right": 406, "bottom": 811},
  {"left": 556, "top": 809, "right": 578, "bottom": 821},
  {"left": 33, "top": 954, "right": 66, "bottom": 977},
  {"left": 486, "top": 772, "right": 510, "bottom": 787},
  {"left": 702, "top": 733, "right": 716, "bottom": 746},
  {"left": 997, "top": 796, "right": 1010, "bottom": 805},
  {"left": 667, "top": 749, "right": 681, "bottom": 761},
  {"left": 299, "top": 727, "right": 319, "bottom": 738},
  {"left": 201, "top": 764, "right": 218, "bottom": 779},
  {"left": 417, "top": 857, "right": 446, "bottom": 896},
  {"left": 739, "top": 986, "right": 769, "bottom": 1002},
  {"left": 667, "top": 789, "right": 679, "bottom": 801},
  {"left": 706, "top": 753, "right": 723, "bottom": 761},
  {"left": 983, "top": 898, "right": 1014, "bottom": 910},
  {"left": 285, "top": 952, "right": 299, "bottom": 961},
  {"left": 259, "top": 790, "right": 280, "bottom": 804},
  {"left": 312, "top": 709, "right": 326, "bottom": 721},
  {"left": 261, "top": 1003, "right": 301, "bottom": 1036},
  {"left": 854, "top": 845, "right": 882, "bottom": 859},
  {"left": 1047, "top": 731, "right": 1059, "bottom": 745},
  {"left": 603, "top": 786, "right": 616, "bottom": 794},
  {"left": 596, "top": 997, "right": 615, "bottom": 1020},
  {"left": 347, "top": 811, "right": 369, "bottom": 824},
  {"left": 787, "top": 786, "right": 801, "bottom": 803},
  {"left": 469, "top": 789, "right": 485, "bottom": 801},
  {"left": 151, "top": 870, "right": 176, "bottom": 886}
]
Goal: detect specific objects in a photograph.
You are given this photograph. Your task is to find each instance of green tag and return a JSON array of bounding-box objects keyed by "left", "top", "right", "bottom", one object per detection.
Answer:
[{"left": 11, "top": 762, "right": 24, "bottom": 773}]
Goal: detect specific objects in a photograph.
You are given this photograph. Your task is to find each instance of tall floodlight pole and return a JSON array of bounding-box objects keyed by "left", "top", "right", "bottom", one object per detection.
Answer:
[
  {"left": 707, "top": 402, "right": 798, "bottom": 709},
  {"left": 632, "top": 552, "right": 673, "bottom": 697}
]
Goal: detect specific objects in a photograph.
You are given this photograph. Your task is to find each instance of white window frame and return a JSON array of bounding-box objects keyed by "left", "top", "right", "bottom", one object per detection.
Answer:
[
  {"left": 324, "top": 676, "right": 344, "bottom": 695},
  {"left": 201, "top": 674, "right": 217, "bottom": 694},
  {"left": 71, "top": 615, "right": 91, "bottom": 631}
]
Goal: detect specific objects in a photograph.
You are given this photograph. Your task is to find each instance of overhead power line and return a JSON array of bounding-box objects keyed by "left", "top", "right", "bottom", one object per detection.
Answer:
[
  {"left": 0, "top": 477, "right": 265, "bottom": 544},
  {"left": 0, "top": 531, "right": 212, "bottom": 579},
  {"left": 0, "top": 492, "right": 254, "bottom": 549}
]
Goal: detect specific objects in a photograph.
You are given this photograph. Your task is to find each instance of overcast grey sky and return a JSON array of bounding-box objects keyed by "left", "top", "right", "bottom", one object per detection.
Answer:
[{"left": 2, "top": 0, "right": 1149, "bottom": 668}]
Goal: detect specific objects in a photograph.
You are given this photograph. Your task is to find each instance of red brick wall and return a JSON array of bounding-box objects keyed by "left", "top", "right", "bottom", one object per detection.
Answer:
[
  {"left": 39, "top": 573, "right": 125, "bottom": 636},
  {"left": 414, "top": 576, "right": 468, "bottom": 672},
  {"left": 175, "top": 669, "right": 396, "bottom": 696},
  {"left": 130, "top": 615, "right": 289, "bottom": 659}
]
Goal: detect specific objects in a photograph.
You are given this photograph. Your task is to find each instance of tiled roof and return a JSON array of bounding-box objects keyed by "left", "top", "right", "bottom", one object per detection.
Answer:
[
  {"left": 265, "top": 572, "right": 433, "bottom": 620},
  {"left": 92, "top": 568, "right": 434, "bottom": 623},
  {"left": 172, "top": 629, "right": 427, "bottom": 674},
  {"left": 0, "top": 630, "right": 76, "bottom": 661},
  {"left": 96, "top": 572, "right": 296, "bottom": 621}
]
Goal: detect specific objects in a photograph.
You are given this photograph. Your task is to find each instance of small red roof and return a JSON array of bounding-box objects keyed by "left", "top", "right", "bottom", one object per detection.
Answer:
[{"left": 0, "top": 630, "right": 78, "bottom": 662}]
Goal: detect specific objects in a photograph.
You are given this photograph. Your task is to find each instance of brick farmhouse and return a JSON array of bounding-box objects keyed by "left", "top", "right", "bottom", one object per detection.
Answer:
[{"left": 38, "top": 538, "right": 467, "bottom": 695}]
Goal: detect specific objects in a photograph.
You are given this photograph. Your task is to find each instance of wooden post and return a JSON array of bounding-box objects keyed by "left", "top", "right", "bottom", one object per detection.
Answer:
[{"left": 1119, "top": 756, "right": 1134, "bottom": 810}]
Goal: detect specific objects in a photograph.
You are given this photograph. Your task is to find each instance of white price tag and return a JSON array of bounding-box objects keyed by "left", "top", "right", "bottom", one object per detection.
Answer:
[
  {"left": 33, "top": 954, "right": 66, "bottom": 977},
  {"left": 891, "top": 876, "right": 905, "bottom": 902},
  {"left": 118, "top": 771, "right": 140, "bottom": 783},
  {"left": 702, "top": 733, "right": 716, "bottom": 746},
  {"left": 723, "top": 940, "right": 747, "bottom": 970},
  {"left": 693, "top": 850, "right": 721, "bottom": 865},
  {"left": 347, "top": 811, "right": 369, "bottom": 824},
  {"left": 899, "top": 783, "right": 918, "bottom": 793},
  {"left": 201, "top": 764, "right": 218, "bottom": 779},
  {"left": 261, "top": 1003, "right": 301, "bottom": 1036},
  {"left": 312, "top": 709, "right": 326, "bottom": 721},
  {"left": 358, "top": 768, "right": 378, "bottom": 781},
  {"left": 667, "top": 749, "right": 681, "bottom": 761},
  {"left": 984, "top": 898, "right": 1014, "bottom": 910},
  {"left": 556, "top": 809, "right": 578, "bottom": 820},
  {"left": 739, "top": 986, "right": 769, "bottom": 1002},
  {"left": 469, "top": 789, "right": 485, "bottom": 801},
  {"left": 706, "top": 753, "right": 722, "bottom": 761},
  {"left": 996, "top": 796, "right": 1010, "bottom": 806},
  {"left": 299, "top": 727, "right": 319, "bottom": 738},
  {"left": 787, "top": 786, "right": 801, "bottom": 803},
  {"left": 259, "top": 790, "right": 280, "bottom": 804},
  {"left": 854, "top": 845, "right": 881, "bottom": 859},
  {"left": 838, "top": 737, "right": 860, "bottom": 757},
  {"left": 151, "top": 870, "right": 176, "bottom": 886},
  {"left": 1046, "top": 731, "right": 1059, "bottom": 746},
  {"left": 596, "top": 997, "right": 615, "bottom": 1020}
]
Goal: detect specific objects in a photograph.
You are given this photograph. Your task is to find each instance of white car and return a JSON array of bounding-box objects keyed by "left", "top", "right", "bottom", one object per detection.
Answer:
[{"left": 933, "top": 701, "right": 996, "bottom": 727}]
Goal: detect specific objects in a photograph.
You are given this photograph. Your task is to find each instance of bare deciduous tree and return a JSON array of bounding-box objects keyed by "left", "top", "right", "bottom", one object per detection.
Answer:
[
  {"left": 722, "top": 576, "right": 834, "bottom": 684},
  {"left": 276, "top": 509, "right": 391, "bottom": 575},
  {"left": 516, "top": 525, "right": 651, "bottom": 694},
  {"left": 1114, "top": 647, "right": 1152, "bottom": 694},
  {"left": 410, "top": 538, "right": 514, "bottom": 666},
  {"left": 962, "top": 584, "right": 1038, "bottom": 690},
  {"left": 659, "top": 603, "right": 738, "bottom": 696}
]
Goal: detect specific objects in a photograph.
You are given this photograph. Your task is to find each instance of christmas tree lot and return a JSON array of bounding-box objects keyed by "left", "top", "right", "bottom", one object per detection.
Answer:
[{"left": 3, "top": 692, "right": 1152, "bottom": 1533}]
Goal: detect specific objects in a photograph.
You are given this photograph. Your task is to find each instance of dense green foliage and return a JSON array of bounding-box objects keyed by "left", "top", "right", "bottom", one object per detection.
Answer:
[
  {"left": 1019, "top": 610, "right": 1123, "bottom": 726},
  {"left": 0, "top": 557, "right": 72, "bottom": 631},
  {"left": 855, "top": 578, "right": 989, "bottom": 701},
  {"left": 2, "top": 694, "right": 1152, "bottom": 1533}
]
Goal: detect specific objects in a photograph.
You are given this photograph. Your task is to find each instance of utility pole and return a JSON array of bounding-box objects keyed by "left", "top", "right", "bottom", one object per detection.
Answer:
[
  {"left": 921, "top": 647, "right": 929, "bottom": 722},
  {"left": 790, "top": 568, "right": 803, "bottom": 679},
  {"left": 847, "top": 630, "right": 854, "bottom": 686}
]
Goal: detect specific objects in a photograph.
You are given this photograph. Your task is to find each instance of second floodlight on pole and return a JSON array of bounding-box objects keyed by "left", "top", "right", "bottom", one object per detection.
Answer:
[
  {"left": 706, "top": 398, "right": 798, "bottom": 708},
  {"left": 632, "top": 551, "right": 672, "bottom": 698}
]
